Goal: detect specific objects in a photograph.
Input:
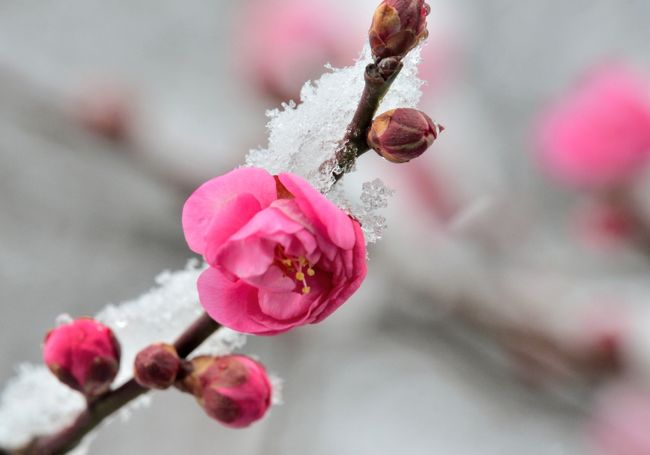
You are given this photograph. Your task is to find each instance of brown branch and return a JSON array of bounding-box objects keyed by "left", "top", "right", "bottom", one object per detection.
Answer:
[
  {"left": 331, "top": 58, "right": 403, "bottom": 184},
  {"left": 12, "top": 313, "right": 221, "bottom": 455}
]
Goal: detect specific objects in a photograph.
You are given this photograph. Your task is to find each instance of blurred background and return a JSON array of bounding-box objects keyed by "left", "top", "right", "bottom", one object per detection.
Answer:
[{"left": 2, "top": 0, "right": 650, "bottom": 453}]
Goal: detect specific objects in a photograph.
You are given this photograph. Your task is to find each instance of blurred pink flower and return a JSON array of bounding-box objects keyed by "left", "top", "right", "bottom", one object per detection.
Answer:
[
  {"left": 182, "top": 167, "right": 367, "bottom": 335},
  {"left": 43, "top": 318, "right": 121, "bottom": 398},
  {"left": 235, "top": 0, "right": 456, "bottom": 102},
  {"left": 235, "top": 0, "right": 359, "bottom": 101},
  {"left": 588, "top": 385, "right": 650, "bottom": 455},
  {"left": 536, "top": 65, "right": 650, "bottom": 189}
]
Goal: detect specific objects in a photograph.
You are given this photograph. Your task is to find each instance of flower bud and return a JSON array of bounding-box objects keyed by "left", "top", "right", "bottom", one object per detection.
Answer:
[
  {"left": 183, "top": 355, "right": 272, "bottom": 429},
  {"left": 43, "top": 318, "right": 120, "bottom": 398},
  {"left": 369, "top": 0, "right": 429, "bottom": 60},
  {"left": 133, "top": 343, "right": 181, "bottom": 390},
  {"left": 367, "top": 108, "right": 443, "bottom": 163}
]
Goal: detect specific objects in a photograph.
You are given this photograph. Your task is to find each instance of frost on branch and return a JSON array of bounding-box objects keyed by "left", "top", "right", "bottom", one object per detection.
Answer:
[
  {"left": 0, "top": 365, "right": 85, "bottom": 450},
  {"left": 245, "top": 45, "right": 424, "bottom": 241},
  {"left": 0, "top": 261, "right": 247, "bottom": 450},
  {"left": 97, "top": 260, "right": 247, "bottom": 385}
]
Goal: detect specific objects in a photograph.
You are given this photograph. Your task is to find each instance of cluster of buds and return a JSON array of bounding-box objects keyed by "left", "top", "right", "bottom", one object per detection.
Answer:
[
  {"left": 178, "top": 355, "right": 272, "bottom": 428},
  {"left": 43, "top": 318, "right": 121, "bottom": 399},
  {"left": 133, "top": 345, "right": 273, "bottom": 428},
  {"left": 43, "top": 318, "right": 273, "bottom": 429}
]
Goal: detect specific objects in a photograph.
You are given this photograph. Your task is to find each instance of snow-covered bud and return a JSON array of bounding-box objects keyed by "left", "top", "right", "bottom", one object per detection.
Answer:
[
  {"left": 369, "top": 0, "right": 430, "bottom": 60},
  {"left": 182, "top": 355, "right": 272, "bottom": 429},
  {"left": 133, "top": 343, "right": 181, "bottom": 390},
  {"left": 367, "top": 108, "right": 443, "bottom": 163},
  {"left": 43, "top": 318, "right": 120, "bottom": 398}
]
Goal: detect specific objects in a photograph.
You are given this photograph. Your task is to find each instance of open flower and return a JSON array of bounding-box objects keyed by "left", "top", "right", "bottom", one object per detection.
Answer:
[{"left": 182, "top": 167, "right": 367, "bottom": 335}]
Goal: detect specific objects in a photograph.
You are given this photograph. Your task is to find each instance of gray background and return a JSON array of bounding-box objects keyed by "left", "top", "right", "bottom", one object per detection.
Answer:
[{"left": 2, "top": 1, "right": 649, "bottom": 453}]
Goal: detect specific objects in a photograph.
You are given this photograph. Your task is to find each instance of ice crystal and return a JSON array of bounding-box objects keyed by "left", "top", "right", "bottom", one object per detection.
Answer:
[
  {"left": 0, "top": 261, "right": 248, "bottom": 449},
  {"left": 358, "top": 179, "right": 396, "bottom": 243},
  {"left": 270, "top": 374, "right": 284, "bottom": 406},
  {"left": 246, "top": 45, "right": 424, "bottom": 196}
]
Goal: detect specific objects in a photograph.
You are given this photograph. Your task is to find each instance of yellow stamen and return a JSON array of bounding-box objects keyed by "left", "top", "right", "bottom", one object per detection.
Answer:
[
  {"left": 307, "top": 268, "right": 315, "bottom": 277},
  {"left": 302, "top": 286, "right": 311, "bottom": 294},
  {"left": 295, "top": 272, "right": 305, "bottom": 281}
]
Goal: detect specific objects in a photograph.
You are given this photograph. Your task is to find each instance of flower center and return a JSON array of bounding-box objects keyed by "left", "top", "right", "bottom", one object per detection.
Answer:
[{"left": 274, "top": 245, "right": 316, "bottom": 294}]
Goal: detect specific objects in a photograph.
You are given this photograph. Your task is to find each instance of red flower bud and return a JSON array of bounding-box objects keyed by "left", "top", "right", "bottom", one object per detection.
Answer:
[
  {"left": 133, "top": 343, "right": 181, "bottom": 390},
  {"left": 367, "top": 108, "right": 443, "bottom": 163},
  {"left": 43, "top": 318, "right": 120, "bottom": 398},
  {"left": 369, "top": 0, "right": 430, "bottom": 59},
  {"left": 184, "top": 355, "right": 272, "bottom": 429}
]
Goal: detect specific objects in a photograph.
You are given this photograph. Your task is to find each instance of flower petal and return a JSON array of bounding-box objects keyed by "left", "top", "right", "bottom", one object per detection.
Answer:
[
  {"left": 312, "top": 220, "right": 367, "bottom": 323},
  {"left": 258, "top": 290, "right": 306, "bottom": 320},
  {"left": 182, "top": 168, "right": 276, "bottom": 253},
  {"left": 203, "top": 194, "right": 262, "bottom": 264},
  {"left": 244, "top": 265, "right": 296, "bottom": 292},
  {"left": 197, "top": 267, "right": 272, "bottom": 334},
  {"left": 216, "top": 206, "right": 307, "bottom": 278},
  {"left": 215, "top": 236, "right": 276, "bottom": 278},
  {"left": 278, "top": 173, "right": 356, "bottom": 249}
]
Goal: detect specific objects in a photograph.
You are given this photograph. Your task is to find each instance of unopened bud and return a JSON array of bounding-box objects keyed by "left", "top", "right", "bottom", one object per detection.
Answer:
[
  {"left": 43, "top": 318, "right": 120, "bottom": 398},
  {"left": 367, "top": 108, "right": 443, "bottom": 163},
  {"left": 182, "top": 355, "right": 272, "bottom": 429},
  {"left": 369, "top": 0, "right": 429, "bottom": 60},
  {"left": 134, "top": 343, "right": 181, "bottom": 390}
]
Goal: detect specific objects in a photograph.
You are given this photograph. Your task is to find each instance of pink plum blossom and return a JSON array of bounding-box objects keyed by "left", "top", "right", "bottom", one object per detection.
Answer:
[
  {"left": 182, "top": 167, "right": 367, "bottom": 335},
  {"left": 43, "top": 318, "right": 121, "bottom": 398},
  {"left": 536, "top": 65, "right": 650, "bottom": 189}
]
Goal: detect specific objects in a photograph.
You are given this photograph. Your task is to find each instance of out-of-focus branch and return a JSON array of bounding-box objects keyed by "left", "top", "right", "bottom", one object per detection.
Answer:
[{"left": 451, "top": 297, "right": 621, "bottom": 386}]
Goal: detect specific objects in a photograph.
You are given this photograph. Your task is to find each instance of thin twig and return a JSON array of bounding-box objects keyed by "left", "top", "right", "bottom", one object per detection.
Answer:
[
  {"left": 331, "top": 58, "right": 403, "bottom": 184},
  {"left": 12, "top": 313, "right": 220, "bottom": 455}
]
